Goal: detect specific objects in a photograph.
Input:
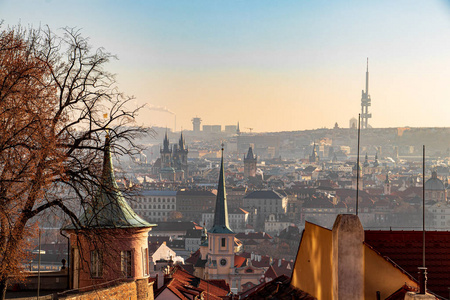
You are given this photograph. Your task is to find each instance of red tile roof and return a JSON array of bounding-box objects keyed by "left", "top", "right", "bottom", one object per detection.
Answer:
[
  {"left": 234, "top": 255, "right": 247, "bottom": 268},
  {"left": 236, "top": 232, "right": 273, "bottom": 240},
  {"left": 158, "top": 267, "right": 230, "bottom": 300},
  {"left": 184, "top": 249, "right": 201, "bottom": 265},
  {"left": 243, "top": 275, "right": 316, "bottom": 300},
  {"left": 365, "top": 230, "right": 450, "bottom": 298},
  {"left": 264, "top": 265, "right": 278, "bottom": 280}
]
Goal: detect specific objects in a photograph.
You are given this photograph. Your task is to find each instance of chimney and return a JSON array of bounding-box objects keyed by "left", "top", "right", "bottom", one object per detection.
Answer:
[
  {"left": 403, "top": 267, "right": 435, "bottom": 299},
  {"left": 418, "top": 267, "right": 427, "bottom": 294},
  {"left": 332, "top": 214, "right": 364, "bottom": 300}
]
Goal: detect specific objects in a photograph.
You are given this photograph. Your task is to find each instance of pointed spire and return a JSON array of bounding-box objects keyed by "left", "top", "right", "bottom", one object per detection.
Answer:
[
  {"left": 385, "top": 173, "right": 390, "bottom": 184},
  {"left": 63, "top": 134, "right": 154, "bottom": 230},
  {"left": 210, "top": 144, "right": 233, "bottom": 234},
  {"left": 102, "top": 133, "right": 115, "bottom": 187},
  {"left": 373, "top": 152, "right": 379, "bottom": 167},
  {"left": 163, "top": 129, "right": 170, "bottom": 152},
  {"left": 246, "top": 146, "right": 255, "bottom": 160},
  {"left": 179, "top": 132, "right": 185, "bottom": 150}
]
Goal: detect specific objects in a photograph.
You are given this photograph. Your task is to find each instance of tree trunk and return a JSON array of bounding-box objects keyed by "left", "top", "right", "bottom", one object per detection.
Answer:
[{"left": 0, "top": 278, "right": 7, "bottom": 300}]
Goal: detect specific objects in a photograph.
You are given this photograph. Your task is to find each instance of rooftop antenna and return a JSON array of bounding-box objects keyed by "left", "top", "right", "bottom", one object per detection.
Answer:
[
  {"left": 356, "top": 113, "right": 361, "bottom": 215},
  {"left": 418, "top": 145, "right": 427, "bottom": 294}
]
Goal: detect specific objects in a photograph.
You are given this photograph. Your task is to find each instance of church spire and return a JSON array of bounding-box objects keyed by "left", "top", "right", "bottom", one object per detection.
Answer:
[
  {"left": 163, "top": 129, "right": 170, "bottom": 152},
  {"left": 210, "top": 144, "right": 233, "bottom": 234},
  {"left": 179, "top": 131, "right": 185, "bottom": 150}
]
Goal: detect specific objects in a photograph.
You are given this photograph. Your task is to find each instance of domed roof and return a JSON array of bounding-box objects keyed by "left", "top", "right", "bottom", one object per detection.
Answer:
[{"left": 425, "top": 172, "right": 445, "bottom": 191}]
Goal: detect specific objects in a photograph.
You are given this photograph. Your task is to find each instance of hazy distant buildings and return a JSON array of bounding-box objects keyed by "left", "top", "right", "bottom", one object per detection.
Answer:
[
  {"left": 203, "top": 125, "right": 221, "bottom": 133},
  {"left": 130, "top": 190, "right": 177, "bottom": 222},
  {"left": 224, "top": 125, "right": 237, "bottom": 134},
  {"left": 237, "top": 135, "right": 280, "bottom": 159},
  {"left": 243, "top": 190, "right": 288, "bottom": 230},
  {"left": 192, "top": 117, "right": 201, "bottom": 133},
  {"left": 349, "top": 117, "right": 357, "bottom": 129},
  {"left": 176, "top": 190, "right": 216, "bottom": 223},
  {"left": 425, "top": 171, "right": 447, "bottom": 202}
]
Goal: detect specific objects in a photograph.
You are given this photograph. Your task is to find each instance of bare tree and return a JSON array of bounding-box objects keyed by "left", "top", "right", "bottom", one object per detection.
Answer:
[{"left": 0, "top": 25, "right": 147, "bottom": 298}]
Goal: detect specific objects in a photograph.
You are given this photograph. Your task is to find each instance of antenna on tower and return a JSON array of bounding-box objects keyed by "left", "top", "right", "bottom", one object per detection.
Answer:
[
  {"left": 356, "top": 113, "right": 361, "bottom": 215},
  {"left": 361, "top": 58, "right": 372, "bottom": 129}
]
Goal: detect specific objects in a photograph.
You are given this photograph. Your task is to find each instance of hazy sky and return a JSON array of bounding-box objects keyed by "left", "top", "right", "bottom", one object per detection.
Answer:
[{"left": 1, "top": 0, "right": 450, "bottom": 132}]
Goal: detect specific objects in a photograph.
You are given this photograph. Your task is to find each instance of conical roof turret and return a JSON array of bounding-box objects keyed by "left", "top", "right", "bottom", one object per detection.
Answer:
[
  {"left": 209, "top": 145, "right": 233, "bottom": 234},
  {"left": 64, "top": 135, "right": 155, "bottom": 230}
]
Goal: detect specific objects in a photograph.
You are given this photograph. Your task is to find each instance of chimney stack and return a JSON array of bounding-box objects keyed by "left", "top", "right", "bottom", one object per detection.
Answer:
[
  {"left": 418, "top": 267, "right": 427, "bottom": 294},
  {"left": 332, "top": 214, "right": 364, "bottom": 299}
]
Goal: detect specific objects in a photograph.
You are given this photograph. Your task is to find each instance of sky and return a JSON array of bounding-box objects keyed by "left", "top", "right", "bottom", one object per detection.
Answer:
[{"left": 1, "top": 0, "right": 450, "bottom": 132}]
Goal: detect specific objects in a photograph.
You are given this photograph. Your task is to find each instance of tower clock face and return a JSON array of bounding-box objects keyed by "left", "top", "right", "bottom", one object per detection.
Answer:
[{"left": 220, "top": 258, "right": 227, "bottom": 266}]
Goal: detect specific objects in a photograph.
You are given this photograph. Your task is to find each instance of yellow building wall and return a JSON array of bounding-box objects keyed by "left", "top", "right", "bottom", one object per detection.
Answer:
[
  {"left": 291, "top": 222, "right": 418, "bottom": 300},
  {"left": 364, "top": 245, "right": 418, "bottom": 299},
  {"left": 291, "top": 222, "right": 333, "bottom": 300}
]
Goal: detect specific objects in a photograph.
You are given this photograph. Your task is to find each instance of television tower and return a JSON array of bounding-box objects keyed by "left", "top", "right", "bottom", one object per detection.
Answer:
[{"left": 360, "top": 58, "right": 372, "bottom": 129}]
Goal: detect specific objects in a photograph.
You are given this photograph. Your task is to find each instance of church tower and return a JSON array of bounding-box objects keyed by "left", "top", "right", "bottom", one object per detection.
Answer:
[
  {"left": 160, "top": 131, "right": 172, "bottom": 168},
  {"left": 244, "top": 146, "right": 257, "bottom": 178},
  {"left": 173, "top": 132, "right": 189, "bottom": 176},
  {"left": 361, "top": 58, "right": 372, "bottom": 129},
  {"left": 373, "top": 152, "right": 379, "bottom": 167},
  {"left": 384, "top": 173, "right": 391, "bottom": 195},
  {"left": 309, "top": 142, "right": 319, "bottom": 163},
  {"left": 205, "top": 146, "right": 236, "bottom": 285},
  {"left": 363, "top": 153, "right": 369, "bottom": 168}
]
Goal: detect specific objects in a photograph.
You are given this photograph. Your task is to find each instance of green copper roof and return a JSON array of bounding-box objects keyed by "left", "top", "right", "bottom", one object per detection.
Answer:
[
  {"left": 209, "top": 147, "right": 234, "bottom": 234},
  {"left": 64, "top": 135, "right": 155, "bottom": 230}
]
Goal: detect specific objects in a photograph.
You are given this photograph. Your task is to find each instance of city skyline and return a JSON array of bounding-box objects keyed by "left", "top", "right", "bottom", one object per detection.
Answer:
[{"left": 2, "top": 0, "right": 450, "bottom": 132}]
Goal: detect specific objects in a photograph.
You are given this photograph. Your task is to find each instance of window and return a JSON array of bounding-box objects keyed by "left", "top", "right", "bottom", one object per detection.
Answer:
[
  {"left": 121, "top": 250, "right": 132, "bottom": 277},
  {"left": 90, "top": 250, "right": 103, "bottom": 278},
  {"left": 221, "top": 238, "right": 226, "bottom": 247},
  {"left": 142, "top": 248, "right": 149, "bottom": 276}
]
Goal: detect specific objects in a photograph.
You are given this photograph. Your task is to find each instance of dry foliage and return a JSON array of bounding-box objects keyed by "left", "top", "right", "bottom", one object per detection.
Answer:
[{"left": 0, "top": 25, "right": 147, "bottom": 298}]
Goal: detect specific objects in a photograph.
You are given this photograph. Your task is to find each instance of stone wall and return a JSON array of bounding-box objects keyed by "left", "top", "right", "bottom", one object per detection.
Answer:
[{"left": 57, "top": 280, "right": 154, "bottom": 300}]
